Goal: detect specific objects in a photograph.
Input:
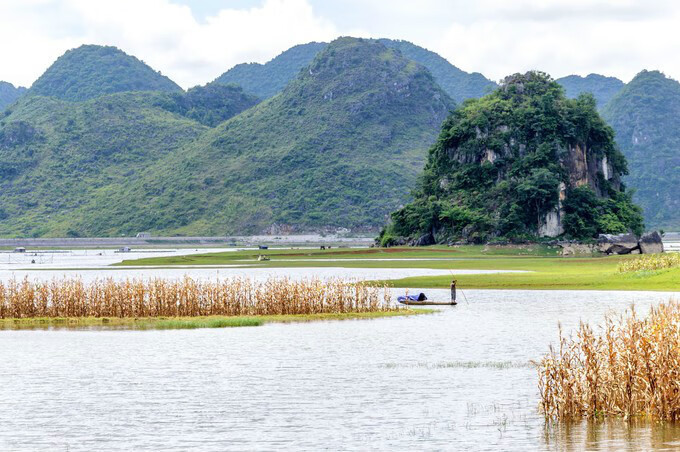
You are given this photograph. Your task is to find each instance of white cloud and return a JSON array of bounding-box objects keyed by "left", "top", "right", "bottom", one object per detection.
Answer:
[
  {"left": 0, "top": 0, "right": 679, "bottom": 89},
  {"left": 429, "top": 0, "right": 680, "bottom": 82},
  {"left": 0, "top": 0, "right": 338, "bottom": 88}
]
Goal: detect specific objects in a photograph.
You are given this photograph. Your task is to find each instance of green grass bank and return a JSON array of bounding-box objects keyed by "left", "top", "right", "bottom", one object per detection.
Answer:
[
  {"left": 0, "top": 310, "right": 429, "bottom": 331},
  {"left": 117, "top": 245, "right": 680, "bottom": 292}
]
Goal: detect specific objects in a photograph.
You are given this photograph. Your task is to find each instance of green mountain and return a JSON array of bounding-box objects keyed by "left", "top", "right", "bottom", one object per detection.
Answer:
[
  {"left": 0, "top": 37, "right": 453, "bottom": 237},
  {"left": 557, "top": 74, "right": 624, "bottom": 107},
  {"left": 213, "top": 42, "right": 327, "bottom": 99},
  {"left": 0, "top": 91, "right": 207, "bottom": 237},
  {"left": 378, "top": 39, "right": 496, "bottom": 103},
  {"left": 214, "top": 39, "right": 495, "bottom": 103},
  {"left": 157, "top": 84, "right": 260, "bottom": 127},
  {"left": 379, "top": 72, "right": 643, "bottom": 246},
  {"left": 29, "top": 45, "right": 182, "bottom": 101},
  {"left": 0, "top": 82, "right": 26, "bottom": 111},
  {"left": 602, "top": 70, "right": 680, "bottom": 230}
]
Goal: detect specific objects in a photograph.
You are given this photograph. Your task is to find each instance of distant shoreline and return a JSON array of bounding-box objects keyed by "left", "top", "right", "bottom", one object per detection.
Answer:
[{"left": 0, "top": 235, "right": 375, "bottom": 249}]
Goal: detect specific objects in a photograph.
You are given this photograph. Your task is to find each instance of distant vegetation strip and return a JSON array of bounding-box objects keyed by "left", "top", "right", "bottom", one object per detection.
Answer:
[
  {"left": 0, "top": 276, "right": 395, "bottom": 319},
  {"left": 0, "top": 311, "right": 426, "bottom": 331},
  {"left": 538, "top": 299, "right": 680, "bottom": 421}
]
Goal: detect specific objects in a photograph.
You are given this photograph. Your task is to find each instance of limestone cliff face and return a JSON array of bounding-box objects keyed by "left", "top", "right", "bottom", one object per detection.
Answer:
[
  {"left": 538, "top": 144, "right": 621, "bottom": 237},
  {"left": 381, "top": 71, "right": 643, "bottom": 245},
  {"left": 440, "top": 123, "right": 624, "bottom": 238}
]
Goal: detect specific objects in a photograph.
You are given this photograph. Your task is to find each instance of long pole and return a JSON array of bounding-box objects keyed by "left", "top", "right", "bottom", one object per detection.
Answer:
[{"left": 460, "top": 287, "right": 470, "bottom": 304}]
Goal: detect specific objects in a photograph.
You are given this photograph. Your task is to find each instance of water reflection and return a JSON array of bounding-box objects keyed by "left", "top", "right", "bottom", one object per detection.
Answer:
[{"left": 544, "top": 419, "right": 680, "bottom": 451}]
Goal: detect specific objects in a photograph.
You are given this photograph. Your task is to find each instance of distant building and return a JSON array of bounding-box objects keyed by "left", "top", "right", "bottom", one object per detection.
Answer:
[{"left": 13, "top": 247, "right": 26, "bottom": 253}]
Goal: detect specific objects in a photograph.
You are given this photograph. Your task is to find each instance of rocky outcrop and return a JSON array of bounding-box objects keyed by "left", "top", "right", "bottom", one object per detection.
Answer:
[
  {"left": 539, "top": 182, "right": 567, "bottom": 237},
  {"left": 639, "top": 231, "right": 664, "bottom": 254},
  {"left": 538, "top": 209, "right": 563, "bottom": 237},
  {"left": 560, "top": 243, "right": 598, "bottom": 256},
  {"left": 410, "top": 232, "right": 435, "bottom": 247},
  {"left": 598, "top": 233, "right": 639, "bottom": 254},
  {"left": 597, "top": 231, "right": 664, "bottom": 255}
]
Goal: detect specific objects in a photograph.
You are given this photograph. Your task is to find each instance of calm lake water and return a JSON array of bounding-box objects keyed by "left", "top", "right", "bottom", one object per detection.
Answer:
[
  {"left": 2, "top": 287, "right": 679, "bottom": 451},
  {"left": 0, "top": 247, "right": 527, "bottom": 283}
]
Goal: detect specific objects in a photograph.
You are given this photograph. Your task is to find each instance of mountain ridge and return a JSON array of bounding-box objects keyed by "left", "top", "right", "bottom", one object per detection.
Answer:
[
  {"left": 556, "top": 73, "right": 625, "bottom": 107},
  {"left": 28, "top": 44, "right": 182, "bottom": 102},
  {"left": 0, "top": 37, "right": 454, "bottom": 236},
  {"left": 0, "top": 81, "right": 27, "bottom": 111},
  {"left": 602, "top": 70, "right": 680, "bottom": 230},
  {"left": 213, "top": 38, "right": 496, "bottom": 103}
]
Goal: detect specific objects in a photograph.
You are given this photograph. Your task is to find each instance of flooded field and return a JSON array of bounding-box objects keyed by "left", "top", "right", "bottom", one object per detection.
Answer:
[
  {"left": 0, "top": 247, "right": 521, "bottom": 283},
  {"left": 1, "top": 286, "right": 679, "bottom": 450},
  {"left": 1, "top": 247, "right": 680, "bottom": 450}
]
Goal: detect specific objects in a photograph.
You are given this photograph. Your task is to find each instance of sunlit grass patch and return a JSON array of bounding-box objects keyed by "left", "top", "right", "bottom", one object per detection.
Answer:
[
  {"left": 0, "top": 309, "right": 430, "bottom": 330},
  {"left": 149, "top": 317, "right": 263, "bottom": 329}
]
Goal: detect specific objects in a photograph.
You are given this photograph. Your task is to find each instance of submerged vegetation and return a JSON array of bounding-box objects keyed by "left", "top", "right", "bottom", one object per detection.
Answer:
[
  {"left": 538, "top": 300, "right": 680, "bottom": 421},
  {"left": 0, "top": 277, "right": 394, "bottom": 319},
  {"left": 0, "top": 310, "right": 425, "bottom": 331},
  {"left": 618, "top": 253, "right": 680, "bottom": 273}
]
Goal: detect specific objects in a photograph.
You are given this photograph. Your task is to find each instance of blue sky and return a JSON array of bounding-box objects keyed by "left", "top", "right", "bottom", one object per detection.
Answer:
[{"left": 0, "top": 0, "right": 678, "bottom": 89}]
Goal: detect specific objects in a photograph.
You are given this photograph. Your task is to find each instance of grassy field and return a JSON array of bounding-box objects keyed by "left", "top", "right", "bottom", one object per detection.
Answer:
[
  {"left": 0, "top": 310, "right": 428, "bottom": 330},
  {"left": 117, "top": 245, "right": 680, "bottom": 292}
]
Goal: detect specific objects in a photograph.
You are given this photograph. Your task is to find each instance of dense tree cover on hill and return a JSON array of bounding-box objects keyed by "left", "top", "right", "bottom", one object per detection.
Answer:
[
  {"left": 85, "top": 37, "right": 454, "bottom": 235},
  {"left": 0, "top": 38, "right": 453, "bottom": 236},
  {"left": 602, "top": 70, "right": 680, "bottom": 231},
  {"left": 158, "top": 84, "right": 260, "bottom": 127},
  {"left": 0, "top": 82, "right": 26, "bottom": 112},
  {"left": 378, "top": 39, "right": 497, "bottom": 103},
  {"left": 0, "top": 92, "right": 206, "bottom": 237},
  {"left": 29, "top": 45, "right": 181, "bottom": 101},
  {"left": 379, "top": 72, "right": 643, "bottom": 245},
  {"left": 213, "top": 42, "right": 327, "bottom": 99},
  {"left": 556, "top": 74, "right": 624, "bottom": 108},
  {"left": 1, "top": 39, "right": 676, "bottom": 237},
  {"left": 214, "top": 39, "right": 495, "bottom": 103}
]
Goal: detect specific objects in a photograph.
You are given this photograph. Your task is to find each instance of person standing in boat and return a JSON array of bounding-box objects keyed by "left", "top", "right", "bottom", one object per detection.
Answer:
[{"left": 450, "top": 279, "right": 457, "bottom": 303}]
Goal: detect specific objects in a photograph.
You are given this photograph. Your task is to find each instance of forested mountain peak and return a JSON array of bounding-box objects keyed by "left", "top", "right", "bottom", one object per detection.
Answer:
[
  {"left": 377, "top": 38, "right": 497, "bottom": 103},
  {"left": 29, "top": 45, "right": 182, "bottom": 102},
  {"left": 601, "top": 70, "right": 680, "bottom": 230},
  {"left": 380, "top": 71, "right": 643, "bottom": 245},
  {"left": 212, "top": 42, "right": 327, "bottom": 99},
  {"left": 556, "top": 73, "right": 624, "bottom": 107},
  {"left": 0, "top": 81, "right": 27, "bottom": 111},
  {"left": 214, "top": 38, "right": 496, "bottom": 103},
  {"left": 53, "top": 36, "right": 456, "bottom": 236}
]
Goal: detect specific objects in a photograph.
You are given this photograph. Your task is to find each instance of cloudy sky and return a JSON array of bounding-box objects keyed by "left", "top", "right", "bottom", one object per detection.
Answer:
[{"left": 1, "top": 0, "right": 678, "bottom": 89}]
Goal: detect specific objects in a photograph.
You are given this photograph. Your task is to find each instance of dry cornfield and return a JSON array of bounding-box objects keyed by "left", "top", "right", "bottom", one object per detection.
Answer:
[
  {"left": 537, "top": 299, "right": 680, "bottom": 421},
  {"left": 618, "top": 253, "right": 680, "bottom": 273},
  {"left": 0, "top": 277, "right": 394, "bottom": 319}
]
